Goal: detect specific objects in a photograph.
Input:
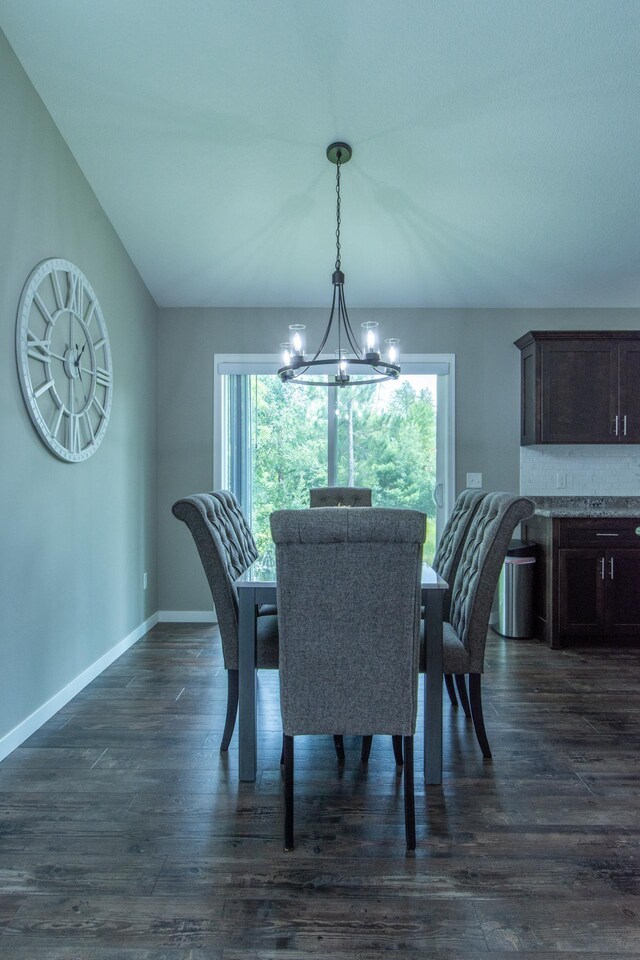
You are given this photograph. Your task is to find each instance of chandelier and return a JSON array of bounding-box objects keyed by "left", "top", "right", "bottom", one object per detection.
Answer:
[{"left": 278, "top": 142, "right": 401, "bottom": 388}]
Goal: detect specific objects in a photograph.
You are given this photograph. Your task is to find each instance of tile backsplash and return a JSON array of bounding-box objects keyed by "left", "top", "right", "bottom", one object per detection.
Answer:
[{"left": 520, "top": 445, "right": 640, "bottom": 496}]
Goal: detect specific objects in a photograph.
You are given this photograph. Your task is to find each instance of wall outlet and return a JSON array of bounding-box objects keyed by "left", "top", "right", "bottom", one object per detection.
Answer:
[
  {"left": 466, "top": 473, "right": 482, "bottom": 489},
  {"left": 143, "top": 572, "right": 148, "bottom": 591},
  {"left": 555, "top": 472, "right": 567, "bottom": 489}
]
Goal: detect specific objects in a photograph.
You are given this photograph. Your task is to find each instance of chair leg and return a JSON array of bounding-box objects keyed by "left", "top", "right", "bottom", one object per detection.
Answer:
[
  {"left": 403, "top": 736, "right": 416, "bottom": 851},
  {"left": 333, "top": 735, "right": 345, "bottom": 761},
  {"left": 361, "top": 735, "right": 373, "bottom": 762},
  {"left": 392, "top": 735, "right": 404, "bottom": 766},
  {"left": 455, "top": 673, "right": 472, "bottom": 719},
  {"left": 284, "top": 735, "right": 294, "bottom": 851},
  {"left": 469, "top": 673, "right": 492, "bottom": 759},
  {"left": 220, "top": 669, "right": 238, "bottom": 752},
  {"left": 444, "top": 673, "right": 458, "bottom": 707}
]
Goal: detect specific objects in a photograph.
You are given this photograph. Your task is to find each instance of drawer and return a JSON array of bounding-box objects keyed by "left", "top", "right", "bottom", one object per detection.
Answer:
[{"left": 558, "top": 518, "right": 640, "bottom": 547}]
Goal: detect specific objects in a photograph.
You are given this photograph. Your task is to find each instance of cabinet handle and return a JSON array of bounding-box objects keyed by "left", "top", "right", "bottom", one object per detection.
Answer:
[
  {"left": 596, "top": 532, "right": 619, "bottom": 537},
  {"left": 615, "top": 415, "right": 619, "bottom": 436},
  {"left": 600, "top": 556, "right": 605, "bottom": 580},
  {"left": 610, "top": 556, "right": 615, "bottom": 580},
  {"left": 624, "top": 415, "right": 627, "bottom": 436}
]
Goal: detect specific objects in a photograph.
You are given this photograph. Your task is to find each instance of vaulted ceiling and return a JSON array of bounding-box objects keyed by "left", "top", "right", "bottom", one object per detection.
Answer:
[{"left": 2, "top": 0, "right": 639, "bottom": 308}]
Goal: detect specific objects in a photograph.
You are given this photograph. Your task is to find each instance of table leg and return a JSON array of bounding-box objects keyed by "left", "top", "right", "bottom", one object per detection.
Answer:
[
  {"left": 424, "top": 590, "right": 443, "bottom": 785},
  {"left": 238, "top": 588, "right": 257, "bottom": 782}
]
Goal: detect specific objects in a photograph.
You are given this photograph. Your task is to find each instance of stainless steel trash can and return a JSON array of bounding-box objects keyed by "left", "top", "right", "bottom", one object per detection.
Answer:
[{"left": 496, "top": 540, "right": 536, "bottom": 638}]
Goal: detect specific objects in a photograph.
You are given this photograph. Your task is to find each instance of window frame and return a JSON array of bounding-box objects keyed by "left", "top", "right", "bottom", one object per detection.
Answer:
[{"left": 213, "top": 353, "right": 456, "bottom": 534}]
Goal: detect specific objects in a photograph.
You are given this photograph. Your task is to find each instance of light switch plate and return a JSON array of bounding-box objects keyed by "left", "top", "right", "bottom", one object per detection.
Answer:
[
  {"left": 466, "top": 473, "right": 482, "bottom": 489},
  {"left": 555, "top": 472, "right": 567, "bottom": 489}
]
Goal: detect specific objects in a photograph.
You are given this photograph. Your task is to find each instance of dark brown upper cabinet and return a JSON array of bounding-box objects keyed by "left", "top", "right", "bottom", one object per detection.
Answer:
[
  {"left": 515, "top": 331, "right": 640, "bottom": 445},
  {"left": 618, "top": 341, "right": 640, "bottom": 442}
]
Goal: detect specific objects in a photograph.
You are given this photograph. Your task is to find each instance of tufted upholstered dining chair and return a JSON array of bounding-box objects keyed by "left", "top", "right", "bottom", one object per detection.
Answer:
[
  {"left": 425, "top": 492, "right": 534, "bottom": 758},
  {"left": 172, "top": 491, "right": 279, "bottom": 751},
  {"left": 309, "top": 486, "right": 372, "bottom": 507},
  {"left": 271, "top": 507, "right": 425, "bottom": 851},
  {"left": 431, "top": 489, "right": 487, "bottom": 715}
]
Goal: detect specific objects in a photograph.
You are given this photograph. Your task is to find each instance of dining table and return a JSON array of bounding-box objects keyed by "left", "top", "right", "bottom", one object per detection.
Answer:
[{"left": 235, "top": 558, "right": 448, "bottom": 784}]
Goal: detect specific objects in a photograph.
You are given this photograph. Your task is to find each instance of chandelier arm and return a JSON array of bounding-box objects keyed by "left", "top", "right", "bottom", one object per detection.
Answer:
[
  {"left": 310, "top": 283, "right": 337, "bottom": 362},
  {"left": 372, "top": 365, "right": 394, "bottom": 376},
  {"left": 278, "top": 355, "right": 399, "bottom": 386},
  {"left": 338, "top": 287, "right": 363, "bottom": 358},
  {"left": 336, "top": 376, "right": 395, "bottom": 386},
  {"left": 282, "top": 373, "right": 397, "bottom": 387}
]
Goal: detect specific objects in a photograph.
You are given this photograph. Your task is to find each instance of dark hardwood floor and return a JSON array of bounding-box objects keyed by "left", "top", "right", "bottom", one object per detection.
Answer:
[{"left": 1, "top": 622, "right": 639, "bottom": 958}]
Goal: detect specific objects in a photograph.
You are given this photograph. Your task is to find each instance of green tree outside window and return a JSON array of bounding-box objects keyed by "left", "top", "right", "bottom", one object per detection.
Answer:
[{"left": 246, "top": 375, "right": 437, "bottom": 561}]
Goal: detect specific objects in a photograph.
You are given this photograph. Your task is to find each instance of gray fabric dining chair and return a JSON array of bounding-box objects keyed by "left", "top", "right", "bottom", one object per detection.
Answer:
[
  {"left": 425, "top": 492, "right": 534, "bottom": 758},
  {"left": 172, "top": 491, "right": 279, "bottom": 751},
  {"left": 309, "top": 486, "right": 372, "bottom": 507},
  {"left": 431, "top": 489, "right": 486, "bottom": 714},
  {"left": 271, "top": 507, "right": 425, "bottom": 852}
]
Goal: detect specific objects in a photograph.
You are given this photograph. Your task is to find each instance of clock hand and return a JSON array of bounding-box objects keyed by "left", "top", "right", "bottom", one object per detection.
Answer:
[
  {"left": 78, "top": 365, "right": 89, "bottom": 405},
  {"left": 73, "top": 343, "right": 90, "bottom": 406},
  {"left": 72, "top": 344, "right": 89, "bottom": 403}
]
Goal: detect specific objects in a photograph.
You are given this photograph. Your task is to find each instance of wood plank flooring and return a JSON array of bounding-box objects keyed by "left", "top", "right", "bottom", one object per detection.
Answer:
[{"left": 0, "top": 623, "right": 639, "bottom": 958}]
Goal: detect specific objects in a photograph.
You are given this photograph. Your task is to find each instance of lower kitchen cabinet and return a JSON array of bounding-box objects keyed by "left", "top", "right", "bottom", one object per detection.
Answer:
[
  {"left": 607, "top": 549, "right": 640, "bottom": 635},
  {"left": 557, "top": 548, "right": 606, "bottom": 637},
  {"left": 522, "top": 516, "right": 640, "bottom": 647}
]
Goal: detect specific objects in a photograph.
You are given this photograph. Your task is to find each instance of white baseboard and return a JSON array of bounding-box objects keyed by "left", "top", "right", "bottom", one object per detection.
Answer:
[
  {"left": 158, "top": 610, "right": 217, "bottom": 623},
  {"left": 0, "top": 611, "right": 159, "bottom": 764}
]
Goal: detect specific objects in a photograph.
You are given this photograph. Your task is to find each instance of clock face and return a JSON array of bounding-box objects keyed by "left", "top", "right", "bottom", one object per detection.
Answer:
[{"left": 16, "top": 259, "right": 113, "bottom": 462}]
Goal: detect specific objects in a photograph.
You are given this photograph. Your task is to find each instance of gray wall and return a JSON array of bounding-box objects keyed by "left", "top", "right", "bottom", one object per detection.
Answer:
[
  {"left": 157, "top": 306, "right": 640, "bottom": 612},
  {"left": 0, "top": 31, "right": 158, "bottom": 744}
]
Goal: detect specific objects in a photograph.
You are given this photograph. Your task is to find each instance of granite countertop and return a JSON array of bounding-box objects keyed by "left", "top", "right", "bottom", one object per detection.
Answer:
[{"left": 532, "top": 496, "right": 640, "bottom": 518}]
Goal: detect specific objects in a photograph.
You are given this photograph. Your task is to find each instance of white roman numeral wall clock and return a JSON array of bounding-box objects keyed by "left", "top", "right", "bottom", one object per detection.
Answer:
[{"left": 16, "top": 259, "right": 113, "bottom": 462}]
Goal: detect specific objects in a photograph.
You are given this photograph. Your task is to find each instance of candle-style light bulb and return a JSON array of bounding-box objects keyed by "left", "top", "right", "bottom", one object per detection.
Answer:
[
  {"left": 336, "top": 349, "right": 350, "bottom": 385},
  {"left": 288, "top": 324, "right": 306, "bottom": 359},
  {"left": 361, "top": 321, "right": 380, "bottom": 358},
  {"left": 385, "top": 338, "right": 399, "bottom": 364},
  {"left": 281, "top": 342, "right": 291, "bottom": 366}
]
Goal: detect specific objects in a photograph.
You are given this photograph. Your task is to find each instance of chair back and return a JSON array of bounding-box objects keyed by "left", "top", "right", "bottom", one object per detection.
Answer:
[
  {"left": 432, "top": 489, "right": 486, "bottom": 618},
  {"left": 172, "top": 491, "right": 258, "bottom": 668},
  {"left": 449, "top": 493, "right": 534, "bottom": 672},
  {"left": 271, "top": 507, "right": 425, "bottom": 737},
  {"left": 309, "top": 486, "right": 372, "bottom": 507}
]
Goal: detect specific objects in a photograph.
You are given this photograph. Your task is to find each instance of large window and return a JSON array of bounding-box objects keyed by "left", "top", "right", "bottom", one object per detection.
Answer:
[{"left": 214, "top": 357, "right": 455, "bottom": 562}]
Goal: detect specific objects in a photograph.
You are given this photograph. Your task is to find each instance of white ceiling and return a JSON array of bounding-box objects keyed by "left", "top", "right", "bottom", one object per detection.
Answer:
[{"left": 1, "top": 0, "right": 639, "bottom": 308}]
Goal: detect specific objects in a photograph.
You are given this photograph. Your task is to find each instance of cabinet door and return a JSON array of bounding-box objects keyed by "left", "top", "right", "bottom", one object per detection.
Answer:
[
  {"left": 541, "top": 341, "right": 618, "bottom": 443},
  {"left": 606, "top": 550, "right": 640, "bottom": 636},
  {"left": 519, "top": 343, "right": 538, "bottom": 444},
  {"left": 558, "top": 549, "right": 606, "bottom": 636},
  {"left": 618, "top": 343, "right": 640, "bottom": 442}
]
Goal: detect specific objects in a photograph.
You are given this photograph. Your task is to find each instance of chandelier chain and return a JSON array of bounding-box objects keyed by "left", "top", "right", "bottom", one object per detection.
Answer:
[{"left": 335, "top": 154, "right": 341, "bottom": 270}]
